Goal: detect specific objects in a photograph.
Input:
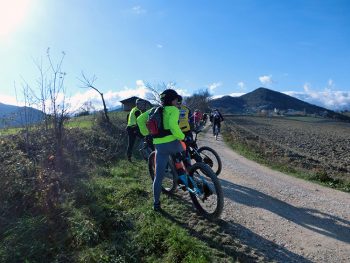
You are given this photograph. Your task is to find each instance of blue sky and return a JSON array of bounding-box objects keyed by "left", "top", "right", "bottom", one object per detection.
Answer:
[{"left": 1, "top": 0, "right": 350, "bottom": 111}]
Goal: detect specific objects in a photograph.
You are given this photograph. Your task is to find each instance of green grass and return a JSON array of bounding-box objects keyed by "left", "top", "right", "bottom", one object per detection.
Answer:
[
  {"left": 1, "top": 158, "right": 243, "bottom": 262},
  {"left": 65, "top": 160, "right": 237, "bottom": 262},
  {"left": 66, "top": 119, "right": 94, "bottom": 129},
  {"left": 0, "top": 111, "right": 129, "bottom": 135},
  {"left": 0, "top": 127, "right": 22, "bottom": 136},
  {"left": 0, "top": 115, "right": 251, "bottom": 262}
]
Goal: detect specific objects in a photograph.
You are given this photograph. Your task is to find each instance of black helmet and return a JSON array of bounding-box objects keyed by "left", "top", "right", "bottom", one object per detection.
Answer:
[
  {"left": 160, "top": 89, "right": 179, "bottom": 106},
  {"left": 177, "top": 95, "right": 183, "bottom": 103}
]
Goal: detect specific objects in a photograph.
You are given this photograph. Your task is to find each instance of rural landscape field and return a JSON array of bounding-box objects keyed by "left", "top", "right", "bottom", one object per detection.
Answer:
[
  {"left": 1, "top": 1, "right": 350, "bottom": 262},
  {"left": 223, "top": 115, "right": 350, "bottom": 191}
]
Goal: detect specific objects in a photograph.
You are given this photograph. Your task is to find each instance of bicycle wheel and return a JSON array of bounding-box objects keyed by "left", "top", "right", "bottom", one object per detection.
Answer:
[
  {"left": 188, "top": 162, "right": 224, "bottom": 219},
  {"left": 148, "top": 151, "right": 177, "bottom": 194},
  {"left": 139, "top": 140, "right": 152, "bottom": 161},
  {"left": 214, "top": 124, "right": 219, "bottom": 140},
  {"left": 197, "top": 146, "right": 222, "bottom": 176}
]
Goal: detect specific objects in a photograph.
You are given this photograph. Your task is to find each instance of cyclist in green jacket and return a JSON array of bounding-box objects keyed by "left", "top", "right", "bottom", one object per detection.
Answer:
[
  {"left": 137, "top": 89, "right": 185, "bottom": 211},
  {"left": 126, "top": 99, "right": 146, "bottom": 162}
]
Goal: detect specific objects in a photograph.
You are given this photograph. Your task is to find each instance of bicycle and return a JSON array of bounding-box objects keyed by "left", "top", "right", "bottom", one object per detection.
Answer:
[
  {"left": 148, "top": 150, "right": 224, "bottom": 219},
  {"left": 187, "top": 128, "right": 222, "bottom": 176},
  {"left": 139, "top": 136, "right": 154, "bottom": 161}
]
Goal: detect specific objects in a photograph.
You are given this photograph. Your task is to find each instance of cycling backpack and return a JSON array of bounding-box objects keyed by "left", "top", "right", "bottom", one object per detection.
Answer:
[
  {"left": 213, "top": 111, "right": 221, "bottom": 121},
  {"left": 146, "top": 107, "right": 171, "bottom": 138}
]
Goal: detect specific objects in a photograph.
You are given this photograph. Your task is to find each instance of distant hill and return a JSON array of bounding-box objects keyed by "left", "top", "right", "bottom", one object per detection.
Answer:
[
  {"left": 0, "top": 103, "right": 45, "bottom": 128},
  {"left": 109, "top": 105, "right": 123, "bottom": 112},
  {"left": 210, "top": 87, "right": 350, "bottom": 121}
]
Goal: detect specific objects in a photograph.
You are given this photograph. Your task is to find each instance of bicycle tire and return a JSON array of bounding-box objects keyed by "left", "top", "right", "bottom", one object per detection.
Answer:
[
  {"left": 188, "top": 162, "right": 224, "bottom": 219},
  {"left": 197, "top": 146, "right": 222, "bottom": 176},
  {"left": 148, "top": 151, "right": 177, "bottom": 194},
  {"left": 139, "top": 141, "right": 152, "bottom": 161},
  {"left": 214, "top": 124, "right": 219, "bottom": 140}
]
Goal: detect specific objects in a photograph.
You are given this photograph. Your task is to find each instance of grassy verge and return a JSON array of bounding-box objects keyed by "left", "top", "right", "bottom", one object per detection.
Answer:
[
  {"left": 0, "top": 127, "right": 22, "bottom": 136},
  {"left": 1, "top": 113, "right": 256, "bottom": 262},
  {"left": 69, "top": 160, "right": 240, "bottom": 262},
  {"left": 1, "top": 158, "right": 247, "bottom": 262},
  {"left": 222, "top": 126, "right": 350, "bottom": 193}
]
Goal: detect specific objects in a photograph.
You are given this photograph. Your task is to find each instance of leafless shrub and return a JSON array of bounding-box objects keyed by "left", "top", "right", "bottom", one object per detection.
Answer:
[
  {"left": 184, "top": 89, "right": 212, "bottom": 112},
  {"left": 79, "top": 72, "right": 110, "bottom": 123}
]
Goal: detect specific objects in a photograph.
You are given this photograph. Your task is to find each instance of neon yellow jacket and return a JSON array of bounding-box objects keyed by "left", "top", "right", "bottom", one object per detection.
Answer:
[
  {"left": 178, "top": 105, "right": 191, "bottom": 132},
  {"left": 137, "top": 106, "right": 185, "bottom": 144},
  {"left": 127, "top": 107, "right": 141, "bottom": 127}
]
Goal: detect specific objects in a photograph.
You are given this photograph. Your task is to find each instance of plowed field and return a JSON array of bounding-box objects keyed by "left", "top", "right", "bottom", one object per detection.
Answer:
[{"left": 223, "top": 115, "right": 350, "bottom": 189}]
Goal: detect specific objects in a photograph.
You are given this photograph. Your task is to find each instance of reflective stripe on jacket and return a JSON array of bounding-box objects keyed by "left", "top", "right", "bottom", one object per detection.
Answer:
[{"left": 179, "top": 105, "right": 191, "bottom": 132}]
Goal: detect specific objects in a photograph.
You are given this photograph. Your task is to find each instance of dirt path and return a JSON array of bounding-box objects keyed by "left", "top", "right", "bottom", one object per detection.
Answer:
[{"left": 198, "top": 128, "right": 350, "bottom": 263}]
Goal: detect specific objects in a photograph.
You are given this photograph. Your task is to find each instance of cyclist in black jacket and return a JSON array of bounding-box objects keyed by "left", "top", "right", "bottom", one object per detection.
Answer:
[{"left": 210, "top": 109, "right": 224, "bottom": 136}]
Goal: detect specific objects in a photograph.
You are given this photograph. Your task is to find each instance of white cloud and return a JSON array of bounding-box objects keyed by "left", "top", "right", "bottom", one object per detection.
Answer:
[
  {"left": 259, "top": 75, "right": 273, "bottom": 86},
  {"left": 0, "top": 94, "right": 24, "bottom": 106},
  {"left": 229, "top": 92, "right": 245, "bottom": 97},
  {"left": 328, "top": 78, "right": 334, "bottom": 87},
  {"left": 211, "top": 95, "right": 224, "bottom": 99},
  {"left": 284, "top": 82, "right": 350, "bottom": 111},
  {"left": 237, "top": 81, "right": 245, "bottom": 90},
  {"left": 64, "top": 80, "right": 152, "bottom": 113},
  {"left": 176, "top": 89, "right": 190, "bottom": 97},
  {"left": 207, "top": 82, "right": 222, "bottom": 91},
  {"left": 157, "top": 44, "right": 163, "bottom": 48},
  {"left": 136, "top": 79, "right": 146, "bottom": 88},
  {"left": 131, "top": 6, "right": 146, "bottom": 15},
  {"left": 211, "top": 92, "right": 245, "bottom": 99}
]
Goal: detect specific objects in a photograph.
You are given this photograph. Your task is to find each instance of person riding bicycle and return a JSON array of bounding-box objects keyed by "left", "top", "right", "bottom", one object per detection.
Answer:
[
  {"left": 126, "top": 99, "right": 147, "bottom": 162},
  {"left": 192, "top": 109, "right": 203, "bottom": 129},
  {"left": 202, "top": 113, "right": 208, "bottom": 125},
  {"left": 137, "top": 89, "right": 189, "bottom": 211},
  {"left": 177, "top": 95, "right": 193, "bottom": 140},
  {"left": 176, "top": 95, "right": 195, "bottom": 166},
  {"left": 210, "top": 109, "right": 224, "bottom": 136}
]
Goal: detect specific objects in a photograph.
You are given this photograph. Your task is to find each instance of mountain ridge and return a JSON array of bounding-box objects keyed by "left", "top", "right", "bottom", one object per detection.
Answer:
[
  {"left": 210, "top": 87, "right": 350, "bottom": 121},
  {"left": 0, "top": 102, "right": 45, "bottom": 128}
]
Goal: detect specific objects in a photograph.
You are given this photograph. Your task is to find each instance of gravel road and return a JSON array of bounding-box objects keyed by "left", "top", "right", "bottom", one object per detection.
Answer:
[{"left": 198, "top": 128, "right": 350, "bottom": 263}]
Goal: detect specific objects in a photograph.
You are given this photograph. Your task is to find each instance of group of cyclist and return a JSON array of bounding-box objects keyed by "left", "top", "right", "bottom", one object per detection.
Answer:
[{"left": 125, "top": 89, "right": 223, "bottom": 211}]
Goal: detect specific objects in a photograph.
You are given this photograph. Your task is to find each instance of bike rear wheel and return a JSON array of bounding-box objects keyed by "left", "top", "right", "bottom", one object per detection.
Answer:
[
  {"left": 197, "top": 146, "right": 222, "bottom": 176},
  {"left": 139, "top": 140, "right": 152, "bottom": 161},
  {"left": 214, "top": 125, "right": 219, "bottom": 140},
  {"left": 148, "top": 151, "right": 177, "bottom": 194},
  {"left": 188, "top": 162, "right": 224, "bottom": 219}
]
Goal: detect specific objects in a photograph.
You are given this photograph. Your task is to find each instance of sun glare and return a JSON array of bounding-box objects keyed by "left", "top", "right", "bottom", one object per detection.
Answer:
[{"left": 0, "top": 0, "right": 31, "bottom": 38}]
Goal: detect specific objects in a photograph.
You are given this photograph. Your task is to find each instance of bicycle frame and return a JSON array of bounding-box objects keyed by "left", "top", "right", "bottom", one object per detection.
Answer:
[
  {"left": 186, "top": 129, "right": 203, "bottom": 162},
  {"left": 177, "top": 165, "right": 212, "bottom": 199}
]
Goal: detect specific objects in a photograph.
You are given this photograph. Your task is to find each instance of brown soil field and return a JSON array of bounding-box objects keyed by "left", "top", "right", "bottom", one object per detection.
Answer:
[{"left": 223, "top": 115, "right": 350, "bottom": 190}]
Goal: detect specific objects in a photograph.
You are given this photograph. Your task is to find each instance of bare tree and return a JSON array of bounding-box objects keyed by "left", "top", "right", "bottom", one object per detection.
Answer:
[
  {"left": 145, "top": 82, "right": 176, "bottom": 105},
  {"left": 184, "top": 89, "right": 212, "bottom": 113},
  {"left": 79, "top": 72, "right": 110, "bottom": 123},
  {"left": 19, "top": 48, "right": 69, "bottom": 168}
]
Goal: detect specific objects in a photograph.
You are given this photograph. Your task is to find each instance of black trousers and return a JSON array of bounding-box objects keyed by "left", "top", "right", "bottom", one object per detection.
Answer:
[
  {"left": 213, "top": 121, "right": 221, "bottom": 134},
  {"left": 126, "top": 126, "right": 141, "bottom": 158}
]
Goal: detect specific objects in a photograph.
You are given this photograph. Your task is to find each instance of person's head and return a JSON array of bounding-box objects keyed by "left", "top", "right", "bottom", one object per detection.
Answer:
[
  {"left": 160, "top": 89, "right": 179, "bottom": 106},
  {"left": 136, "top": 99, "right": 146, "bottom": 110},
  {"left": 176, "top": 95, "right": 183, "bottom": 108}
]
